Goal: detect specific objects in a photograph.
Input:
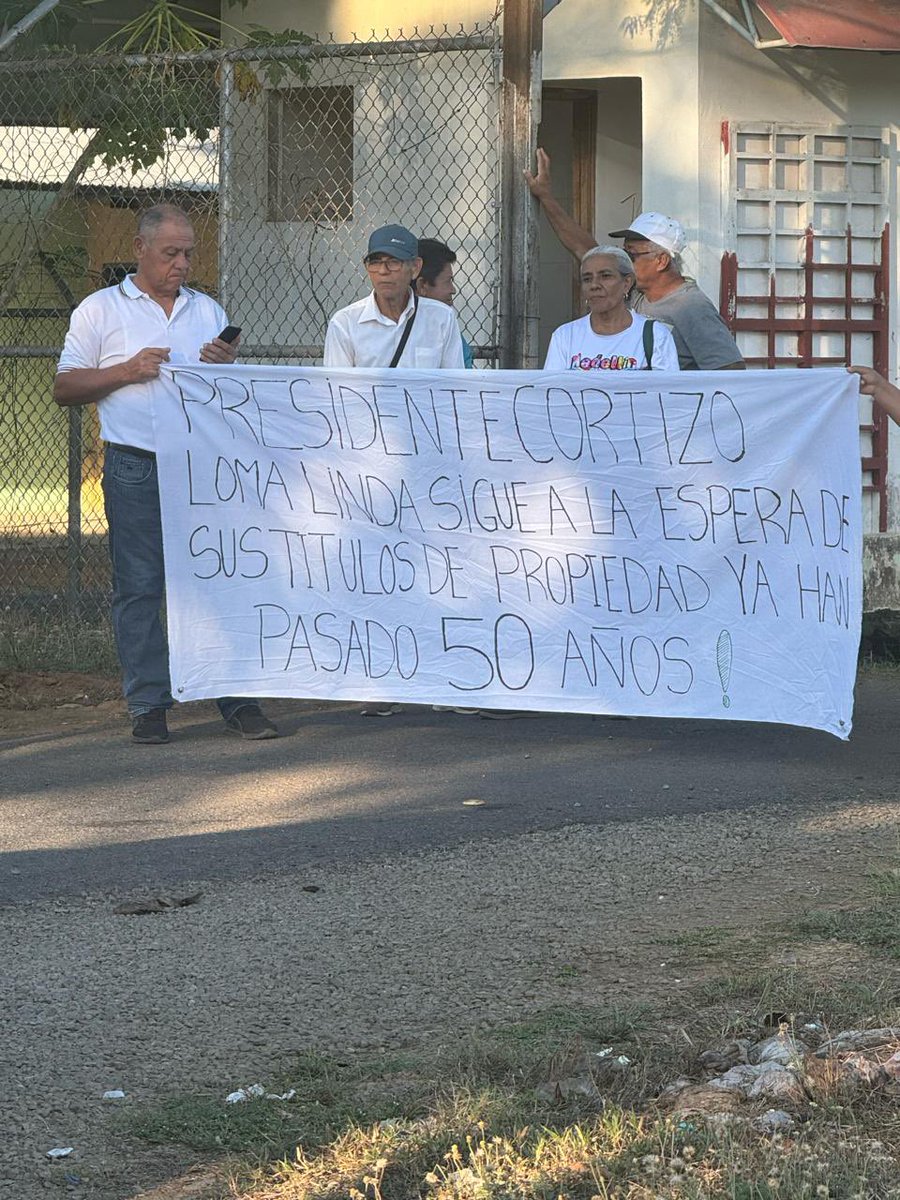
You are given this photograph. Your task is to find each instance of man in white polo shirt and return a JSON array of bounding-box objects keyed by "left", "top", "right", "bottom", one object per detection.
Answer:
[
  {"left": 54, "top": 204, "right": 278, "bottom": 745},
  {"left": 324, "top": 224, "right": 464, "bottom": 369}
]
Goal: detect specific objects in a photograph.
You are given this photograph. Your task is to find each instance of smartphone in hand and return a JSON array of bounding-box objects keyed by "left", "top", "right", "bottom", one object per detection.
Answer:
[{"left": 217, "top": 325, "right": 242, "bottom": 343}]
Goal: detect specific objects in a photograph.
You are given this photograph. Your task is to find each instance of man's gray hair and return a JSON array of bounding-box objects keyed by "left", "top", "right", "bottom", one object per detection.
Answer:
[
  {"left": 580, "top": 244, "right": 635, "bottom": 278},
  {"left": 644, "top": 240, "right": 683, "bottom": 274},
  {"left": 137, "top": 204, "right": 193, "bottom": 241}
]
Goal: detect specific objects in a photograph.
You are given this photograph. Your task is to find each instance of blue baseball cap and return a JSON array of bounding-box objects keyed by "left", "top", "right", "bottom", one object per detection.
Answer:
[{"left": 366, "top": 224, "right": 419, "bottom": 261}]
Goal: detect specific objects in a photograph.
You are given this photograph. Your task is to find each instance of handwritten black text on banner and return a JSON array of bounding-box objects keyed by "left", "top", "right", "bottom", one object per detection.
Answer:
[{"left": 155, "top": 366, "right": 862, "bottom": 738}]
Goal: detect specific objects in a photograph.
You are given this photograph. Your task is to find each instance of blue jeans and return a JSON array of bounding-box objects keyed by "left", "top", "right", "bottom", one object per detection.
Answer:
[{"left": 102, "top": 445, "right": 246, "bottom": 720}]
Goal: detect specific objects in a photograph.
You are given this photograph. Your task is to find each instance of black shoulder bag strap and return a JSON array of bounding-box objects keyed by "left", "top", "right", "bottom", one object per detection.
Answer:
[
  {"left": 388, "top": 289, "right": 419, "bottom": 368},
  {"left": 642, "top": 317, "right": 655, "bottom": 369}
]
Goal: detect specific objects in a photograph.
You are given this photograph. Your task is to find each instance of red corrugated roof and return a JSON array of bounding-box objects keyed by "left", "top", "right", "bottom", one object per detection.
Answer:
[{"left": 756, "top": 0, "right": 900, "bottom": 50}]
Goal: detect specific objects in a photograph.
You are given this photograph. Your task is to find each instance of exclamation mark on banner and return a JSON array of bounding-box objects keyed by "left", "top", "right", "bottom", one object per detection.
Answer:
[{"left": 716, "top": 630, "right": 733, "bottom": 709}]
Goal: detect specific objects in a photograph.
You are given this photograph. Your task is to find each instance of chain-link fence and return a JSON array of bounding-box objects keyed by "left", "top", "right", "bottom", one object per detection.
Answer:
[{"left": 0, "top": 27, "right": 502, "bottom": 650}]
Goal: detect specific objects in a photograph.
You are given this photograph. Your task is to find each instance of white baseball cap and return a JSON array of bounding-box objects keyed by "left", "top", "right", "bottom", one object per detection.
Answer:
[{"left": 608, "top": 212, "right": 686, "bottom": 257}]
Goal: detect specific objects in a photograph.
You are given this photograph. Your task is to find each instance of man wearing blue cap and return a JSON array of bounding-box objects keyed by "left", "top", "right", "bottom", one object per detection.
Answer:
[{"left": 324, "top": 224, "right": 465, "bottom": 369}]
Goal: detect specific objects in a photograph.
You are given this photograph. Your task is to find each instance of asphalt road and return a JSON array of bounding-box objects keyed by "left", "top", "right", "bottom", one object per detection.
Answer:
[{"left": 2, "top": 671, "right": 899, "bottom": 907}]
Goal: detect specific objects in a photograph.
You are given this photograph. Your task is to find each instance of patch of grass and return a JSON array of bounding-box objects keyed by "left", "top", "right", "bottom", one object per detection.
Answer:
[
  {"left": 554, "top": 962, "right": 581, "bottom": 981},
  {"left": 443, "top": 1004, "right": 648, "bottom": 1093},
  {"left": 124, "top": 865, "right": 900, "bottom": 1200},
  {"left": 488, "top": 1003, "right": 648, "bottom": 1049},
  {"left": 249, "top": 1100, "right": 667, "bottom": 1200},
  {"left": 0, "top": 484, "right": 104, "bottom": 534},
  {"left": 659, "top": 925, "right": 773, "bottom": 964},
  {"left": 795, "top": 902, "right": 900, "bottom": 958},
  {"left": 794, "top": 864, "right": 900, "bottom": 960},
  {"left": 124, "top": 1007, "right": 650, "bottom": 1164},
  {"left": 663, "top": 925, "right": 735, "bottom": 951},
  {"left": 124, "top": 1072, "right": 368, "bottom": 1158},
  {"left": 125, "top": 1093, "right": 319, "bottom": 1156},
  {"left": 125, "top": 975, "right": 900, "bottom": 1199},
  {"left": 0, "top": 615, "right": 118, "bottom": 674},
  {"left": 124, "top": 1052, "right": 433, "bottom": 1162},
  {"left": 870, "top": 869, "right": 900, "bottom": 899},
  {"left": 689, "top": 967, "right": 900, "bottom": 1028},
  {"left": 690, "top": 966, "right": 813, "bottom": 1009},
  {"left": 236, "top": 1085, "right": 900, "bottom": 1200}
]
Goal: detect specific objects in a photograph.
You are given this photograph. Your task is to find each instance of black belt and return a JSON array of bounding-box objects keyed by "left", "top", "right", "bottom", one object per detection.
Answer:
[{"left": 106, "top": 442, "right": 156, "bottom": 459}]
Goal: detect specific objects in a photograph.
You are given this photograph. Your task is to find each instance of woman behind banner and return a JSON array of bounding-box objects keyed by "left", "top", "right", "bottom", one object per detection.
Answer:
[{"left": 544, "top": 245, "right": 680, "bottom": 374}]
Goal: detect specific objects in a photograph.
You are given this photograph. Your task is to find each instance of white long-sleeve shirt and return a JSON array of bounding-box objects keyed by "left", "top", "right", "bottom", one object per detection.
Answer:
[{"left": 324, "top": 290, "right": 465, "bottom": 369}]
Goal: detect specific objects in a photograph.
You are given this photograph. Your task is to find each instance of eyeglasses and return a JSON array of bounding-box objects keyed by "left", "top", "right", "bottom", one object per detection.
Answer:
[
  {"left": 364, "top": 255, "right": 406, "bottom": 273},
  {"left": 626, "top": 250, "right": 660, "bottom": 261}
]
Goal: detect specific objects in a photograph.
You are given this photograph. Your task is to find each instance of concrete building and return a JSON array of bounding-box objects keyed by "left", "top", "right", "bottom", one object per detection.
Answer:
[
  {"left": 4, "top": 0, "right": 898, "bottom": 612},
  {"left": 227, "top": 0, "right": 900, "bottom": 602}
]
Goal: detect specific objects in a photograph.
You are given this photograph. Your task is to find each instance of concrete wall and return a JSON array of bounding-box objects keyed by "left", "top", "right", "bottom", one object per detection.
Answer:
[
  {"left": 224, "top": 0, "right": 493, "bottom": 41},
  {"left": 593, "top": 78, "right": 642, "bottom": 244},
  {"left": 864, "top": 533, "right": 900, "bottom": 610},
  {"left": 216, "top": 49, "right": 498, "bottom": 356},
  {"left": 543, "top": 0, "right": 703, "bottom": 279},
  {"left": 697, "top": 8, "right": 900, "bottom": 531},
  {"left": 696, "top": 5, "right": 900, "bottom": 326}
]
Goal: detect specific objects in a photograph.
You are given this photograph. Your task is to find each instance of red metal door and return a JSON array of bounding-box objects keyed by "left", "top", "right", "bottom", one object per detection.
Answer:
[{"left": 721, "top": 226, "right": 889, "bottom": 530}]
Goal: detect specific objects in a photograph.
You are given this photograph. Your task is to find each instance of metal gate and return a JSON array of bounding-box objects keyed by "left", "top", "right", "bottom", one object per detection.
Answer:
[
  {"left": 720, "top": 122, "right": 890, "bottom": 532},
  {"left": 721, "top": 226, "right": 890, "bottom": 530}
]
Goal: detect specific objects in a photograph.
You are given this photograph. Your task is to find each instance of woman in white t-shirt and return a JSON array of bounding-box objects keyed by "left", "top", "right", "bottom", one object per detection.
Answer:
[{"left": 544, "top": 245, "right": 679, "bottom": 373}]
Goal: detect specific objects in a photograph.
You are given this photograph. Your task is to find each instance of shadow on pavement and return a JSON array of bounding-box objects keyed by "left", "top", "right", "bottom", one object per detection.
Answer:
[{"left": 1, "top": 672, "right": 897, "bottom": 905}]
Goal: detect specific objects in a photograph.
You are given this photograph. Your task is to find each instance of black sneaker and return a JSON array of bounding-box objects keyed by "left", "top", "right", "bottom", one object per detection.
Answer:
[
  {"left": 132, "top": 707, "right": 169, "bottom": 744},
  {"left": 224, "top": 704, "right": 279, "bottom": 740}
]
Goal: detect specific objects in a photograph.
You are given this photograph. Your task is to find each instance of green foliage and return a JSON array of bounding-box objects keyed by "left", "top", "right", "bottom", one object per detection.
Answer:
[
  {"left": 124, "top": 1091, "right": 366, "bottom": 1156},
  {"left": 2, "top": 1, "right": 313, "bottom": 173},
  {"left": 245, "top": 24, "right": 313, "bottom": 48},
  {"left": 88, "top": 0, "right": 221, "bottom": 53},
  {"left": 244, "top": 24, "right": 313, "bottom": 87},
  {"left": 53, "top": 62, "right": 214, "bottom": 173}
]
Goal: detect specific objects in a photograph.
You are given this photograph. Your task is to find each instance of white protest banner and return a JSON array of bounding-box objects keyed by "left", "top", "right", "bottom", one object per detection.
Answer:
[{"left": 156, "top": 366, "right": 862, "bottom": 738}]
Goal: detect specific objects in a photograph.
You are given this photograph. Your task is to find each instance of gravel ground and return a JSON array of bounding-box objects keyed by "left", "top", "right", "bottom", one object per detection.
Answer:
[{"left": 1, "top": 797, "right": 894, "bottom": 1199}]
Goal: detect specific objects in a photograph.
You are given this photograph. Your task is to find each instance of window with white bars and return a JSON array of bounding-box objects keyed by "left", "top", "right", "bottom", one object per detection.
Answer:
[{"left": 728, "top": 123, "right": 889, "bottom": 531}]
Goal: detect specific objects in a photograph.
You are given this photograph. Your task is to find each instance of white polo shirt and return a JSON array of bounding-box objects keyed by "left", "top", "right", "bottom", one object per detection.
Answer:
[
  {"left": 56, "top": 275, "right": 227, "bottom": 451},
  {"left": 323, "top": 290, "right": 465, "bottom": 369}
]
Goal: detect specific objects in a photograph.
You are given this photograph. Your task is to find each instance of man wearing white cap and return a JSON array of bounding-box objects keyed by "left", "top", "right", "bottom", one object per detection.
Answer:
[{"left": 525, "top": 150, "right": 744, "bottom": 371}]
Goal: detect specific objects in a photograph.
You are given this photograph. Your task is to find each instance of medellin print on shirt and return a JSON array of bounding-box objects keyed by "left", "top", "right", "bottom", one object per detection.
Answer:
[
  {"left": 543, "top": 312, "right": 680, "bottom": 373},
  {"left": 569, "top": 350, "right": 637, "bottom": 370}
]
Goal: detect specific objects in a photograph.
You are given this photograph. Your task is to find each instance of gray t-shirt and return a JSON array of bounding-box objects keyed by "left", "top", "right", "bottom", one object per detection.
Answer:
[{"left": 632, "top": 280, "right": 743, "bottom": 370}]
